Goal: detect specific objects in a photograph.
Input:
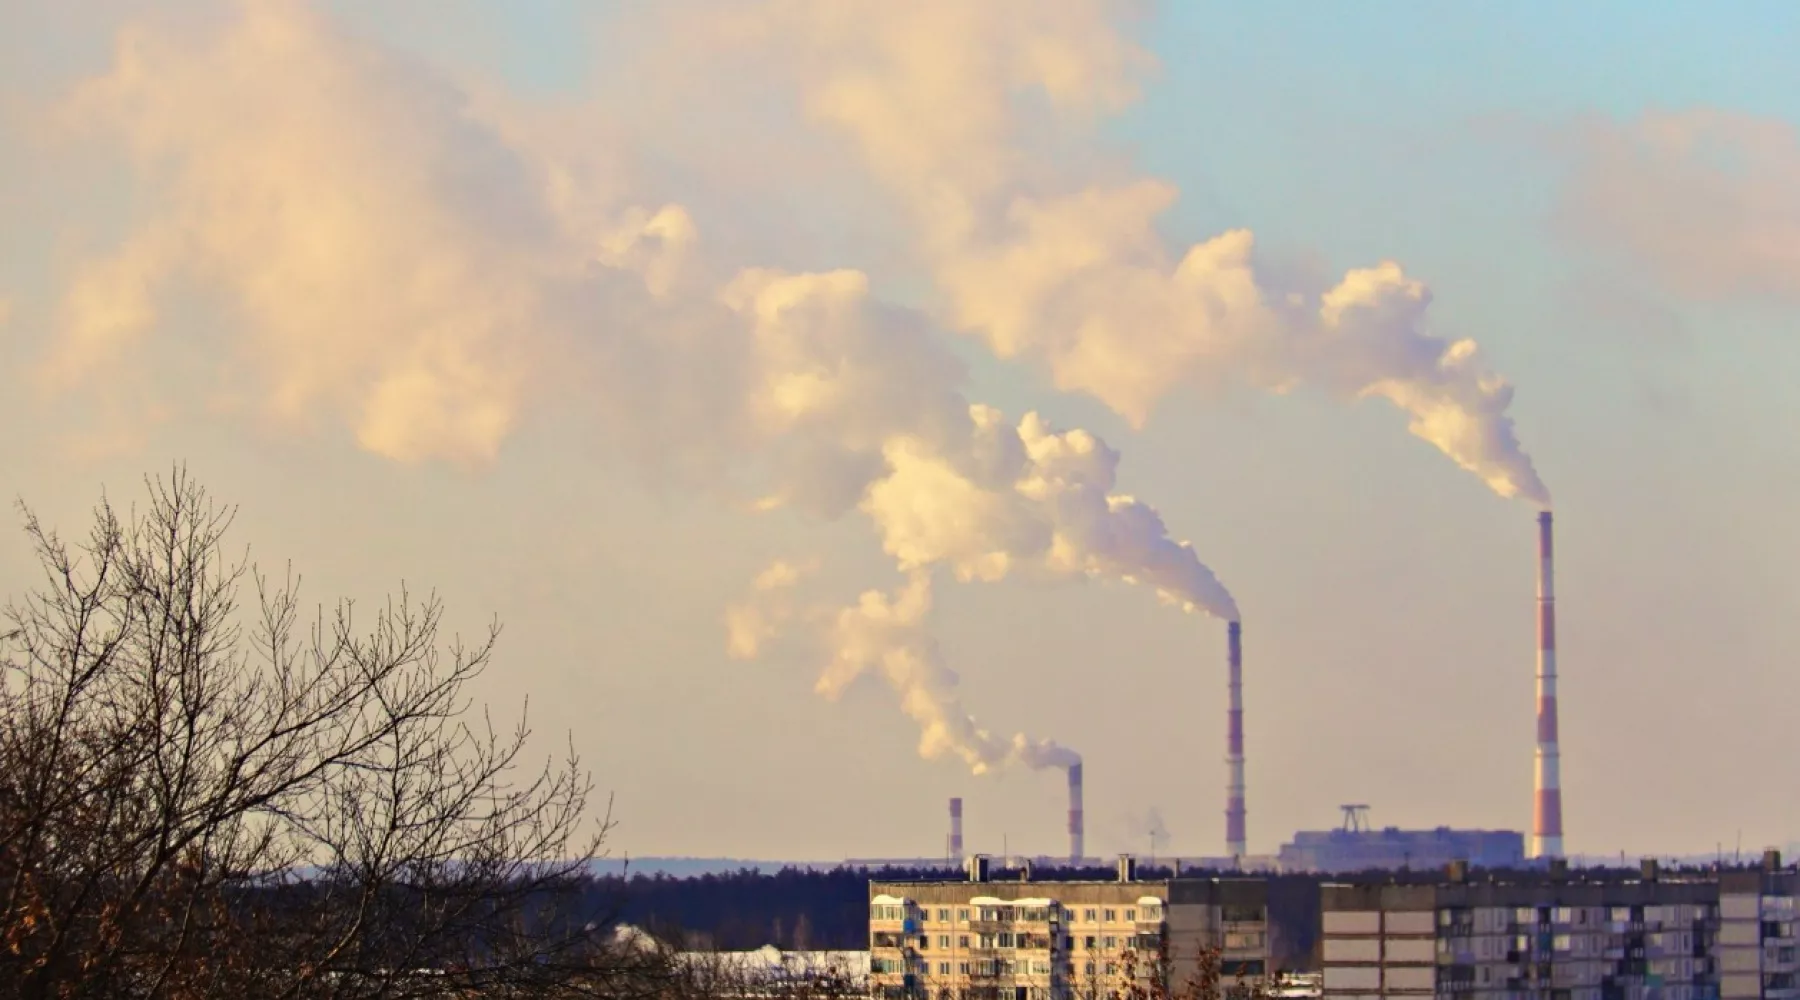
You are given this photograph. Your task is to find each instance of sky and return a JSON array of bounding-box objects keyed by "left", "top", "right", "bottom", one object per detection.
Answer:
[{"left": 4, "top": 0, "right": 1800, "bottom": 864}]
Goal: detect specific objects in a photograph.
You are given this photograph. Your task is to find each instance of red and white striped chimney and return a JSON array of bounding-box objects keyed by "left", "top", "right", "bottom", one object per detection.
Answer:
[
  {"left": 1532, "top": 510, "right": 1564, "bottom": 859},
  {"left": 948, "top": 797, "right": 964, "bottom": 861},
  {"left": 1226, "top": 620, "right": 1247, "bottom": 860},
  {"left": 1067, "top": 763, "right": 1084, "bottom": 866}
]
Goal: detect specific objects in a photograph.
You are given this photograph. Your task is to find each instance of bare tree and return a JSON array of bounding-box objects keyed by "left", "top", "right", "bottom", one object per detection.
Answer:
[{"left": 0, "top": 469, "right": 661, "bottom": 998}]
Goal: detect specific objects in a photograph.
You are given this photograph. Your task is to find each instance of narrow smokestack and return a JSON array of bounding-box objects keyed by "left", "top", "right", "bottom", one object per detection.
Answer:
[
  {"left": 1067, "top": 762, "right": 1084, "bottom": 866},
  {"left": 1226, "top": 620, "right": 1247, "bottom": 860},
  {"left": 949, "top": 797, "right": 964, "bottom": 862},
  {"left": 1532, "top": 511, "right": 1565, "bottom": 859}
]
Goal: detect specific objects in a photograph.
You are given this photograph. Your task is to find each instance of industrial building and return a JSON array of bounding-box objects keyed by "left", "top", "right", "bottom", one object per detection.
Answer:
[
  {"left": 1318, "top": 853, "right": 1800, "bottom": 1000},
  {"left": 1279, "top": 806, "right": 1526, "bottom": 873},
  {"left": 868, "top": 855, "right": 1270, "bottom": 1000}
]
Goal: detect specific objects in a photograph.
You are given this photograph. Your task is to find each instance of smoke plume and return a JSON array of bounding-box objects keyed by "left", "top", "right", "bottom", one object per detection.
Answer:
[
  {"left": 727, "top": 562, "right": 1079, "bottom": 775},
  {"left": 669, "top": 0, "right": 1550, "bottom": 505},
  {"left": 6, "top": 2, "right": 1553, "bottom": 781}
]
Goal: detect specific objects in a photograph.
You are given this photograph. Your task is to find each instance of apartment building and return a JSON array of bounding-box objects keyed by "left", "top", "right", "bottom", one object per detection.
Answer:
[
  {"left": 1718, "top": 865, "right": 1799, "bottom": 1000},
  {"left": 869, "top": 855, "right": 1270, "bottom": 1000},
  {"left": 1321, "top": 859, "right": 1727, "bottom": 1000}
]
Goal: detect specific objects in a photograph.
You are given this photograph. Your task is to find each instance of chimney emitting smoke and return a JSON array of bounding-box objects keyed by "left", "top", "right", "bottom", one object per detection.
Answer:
[
  {"left": 948, "top": 797, "right": 964, "bottom": 862},
  {"left": 1532, "top": 511, "right": 1565, "bottom": 860},
  {"left": 1225, "top": 620, "right": 1247, "bottom": 860},
  {"left": 1067, "top": 763, "right": 1084, "bottom": 866}
]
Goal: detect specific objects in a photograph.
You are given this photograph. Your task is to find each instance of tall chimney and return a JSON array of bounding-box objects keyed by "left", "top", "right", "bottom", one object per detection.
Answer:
[
  {"left": 1226, "top": 620, "right": 1247, "bottom": 860},
  {"left": 1532, "top": 511, "right": 1565, "bottom": 859},
  {"left": 1067, "top": 763, "right": 1084, "bottom": 866},
  {"left": 949, "top": 798, "right": 964, "bottom": 862}
]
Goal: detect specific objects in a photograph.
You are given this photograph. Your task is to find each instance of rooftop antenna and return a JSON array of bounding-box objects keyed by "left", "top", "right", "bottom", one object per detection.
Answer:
[{"left": 1340, "top": 805, "right": 1371, "bottom": 834}]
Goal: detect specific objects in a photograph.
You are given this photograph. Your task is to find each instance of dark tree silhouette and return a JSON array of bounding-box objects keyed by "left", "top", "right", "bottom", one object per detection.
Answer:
[{"left": 0, "top": 469, "right": 661, "bottom": 998}]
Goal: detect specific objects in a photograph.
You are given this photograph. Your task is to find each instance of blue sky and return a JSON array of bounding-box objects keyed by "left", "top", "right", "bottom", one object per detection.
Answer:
[{"left": 3, "top": 1, "right": 1799, "bottom": 863}]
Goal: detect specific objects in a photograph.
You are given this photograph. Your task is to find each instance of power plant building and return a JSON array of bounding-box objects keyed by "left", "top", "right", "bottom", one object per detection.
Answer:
[
  {"left": 868, "top": 856, "right": 1270, "bottom": 1000},
  {"left": 1279, "top": 827, "right": 1526, "bottom": 873}
]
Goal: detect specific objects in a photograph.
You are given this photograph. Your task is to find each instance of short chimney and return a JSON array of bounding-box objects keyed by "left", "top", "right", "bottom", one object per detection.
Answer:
[
  {"left": 967, "top": 854, "right": 990, "bottom": 883},
  {"left": 1020, "top": 860, "right": 1033, "bottom": 882},
  {"left": 1765, "top": 850, "right": 1783, "bottom": 872},
  {"left": 1446, "top": 859, "right": 1469, "bottom": 883},
  {"left": 1641, "top": 858, "right": 1660, "bottom": 883},
  {"left": 1118, "top": 854, "right": 1137, "bottom": 883}
]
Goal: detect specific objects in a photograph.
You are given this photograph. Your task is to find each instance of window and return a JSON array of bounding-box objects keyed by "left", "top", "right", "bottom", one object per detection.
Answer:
[
  {"left": 939, "top": 935, "right": 951, "bottom": 949},
  {"left": 1085, "top": 963, "right": 1096, "bottom": 975},
  {"left": 1105, "top": 962, "right": 1118, "bottom": 976},
  {"left": 939, "top": 962, "right": 950, "bottom": 975},
  {"left": 959, "top": 935, "right": 969, "bottom": 948},
  {"left": 959, "top": 963, "right": 970, "bottom": 975},
  {"left": 938, "top": 908, "right": 950, "bottom": 922},
  {"left": 1084, "top": 936, "right": 1096, "bottom": 950},
  {"left": 1103, "top": 909, "right": 1117, "bottom": 922},
  {"left": 1141, "top": 903, "right": 1161, "bottom": 921},
  {"left": 1103, "top": 936, "right": 1117, "bottom": 950},
  {"left": 1552, "top": 934, "right": 1572, "bottom": 952},
  {"left": 919, "top": 936, "right": 929, "bottom": 949},
  {"left": 958, "top": 908, "right": 970, "bottom": 922},
  {"left": 1084, "top": 909, "right": 1097, "bottom": 923},
  {"left": 1125, "top": 909, "right": 1136, "bottom": 923},
  {"left": 999, "top": 933, "right": 1014, "bottom": 948}
]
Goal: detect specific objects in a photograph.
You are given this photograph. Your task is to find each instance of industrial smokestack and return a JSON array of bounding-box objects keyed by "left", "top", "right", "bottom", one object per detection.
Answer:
[
  {"left": 1226, "top": 620, "right": 1247, "bottom": 861},
  {"left": 1067, "top": 762, "right": 1084, "bottom": 866},
  {"left": 948, "top": 797, "right": 964, "bottom": 862},
  {"left": 1532, "top": 511, "right": 1565, "bottom": 860}
]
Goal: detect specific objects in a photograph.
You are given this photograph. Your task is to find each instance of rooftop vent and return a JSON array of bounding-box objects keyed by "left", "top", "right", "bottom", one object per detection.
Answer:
[{"left": 967, "top": 854, "right": 990, "bottom": 883}]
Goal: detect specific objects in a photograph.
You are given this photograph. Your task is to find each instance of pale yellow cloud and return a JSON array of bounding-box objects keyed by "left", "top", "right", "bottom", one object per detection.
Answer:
[
  {"left": 44, "top": 3, "right": 553, "bottom": 463},
  {"left": 1561, "top": 109, "right": 1800, "bottom": 304}
]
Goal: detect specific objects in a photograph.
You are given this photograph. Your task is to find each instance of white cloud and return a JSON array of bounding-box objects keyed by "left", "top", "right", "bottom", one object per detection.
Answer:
[{"left": 1559, "top": 109, "right": 1800, "bottom": 305}]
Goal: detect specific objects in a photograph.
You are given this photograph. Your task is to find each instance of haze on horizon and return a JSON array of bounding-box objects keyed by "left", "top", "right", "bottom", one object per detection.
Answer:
[{"left": 3, "top": 0, "right": 1799, "bottom": 864}]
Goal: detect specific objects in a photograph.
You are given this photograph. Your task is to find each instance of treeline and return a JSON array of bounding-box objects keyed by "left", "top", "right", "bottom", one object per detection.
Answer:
[
  {"left": 588, "top": 866, "right": 1325, "bottom": 969},
  {"left": 591, "top": 866, "right": 954, "bottom": 950}
]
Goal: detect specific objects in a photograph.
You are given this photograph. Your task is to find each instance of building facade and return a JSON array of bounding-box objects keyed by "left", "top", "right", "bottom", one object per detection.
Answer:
[
  {"left": 869, "top": 856, "right": 1271, "bottom": 1000},
  {"left": 1315, "top": 859, "right": 1800, "bottom": 1000},
  {"left": 1717, "top": 868, "right": 1799, "bottom": 1000}
]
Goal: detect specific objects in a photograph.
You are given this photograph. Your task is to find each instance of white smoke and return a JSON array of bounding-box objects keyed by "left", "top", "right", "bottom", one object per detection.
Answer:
[
  {"left": 726, "top": 562, "right": 1079, "bottom": 775},
  {"left": 665, "top": 0, "right": 1550, "bottom": 505},
  {"left": 16, "top": 1, "right": 1592, "bottom": 781}
]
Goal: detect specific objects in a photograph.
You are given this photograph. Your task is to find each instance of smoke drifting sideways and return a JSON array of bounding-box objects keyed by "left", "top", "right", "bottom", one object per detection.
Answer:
[
  {"left": 21, "top": 4, "right": 1238, "bottom": 776},
  {"left": 664, "top": 0, "right": 1551, "bottom": 506},
  {"left": 727, "top": 562, "right": 1079, "bottom": 776}
]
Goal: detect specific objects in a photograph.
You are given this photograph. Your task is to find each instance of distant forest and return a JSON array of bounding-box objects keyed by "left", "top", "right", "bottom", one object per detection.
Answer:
[{"left": 591, "top": 865, "right": 1326, "bottom": 969}]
